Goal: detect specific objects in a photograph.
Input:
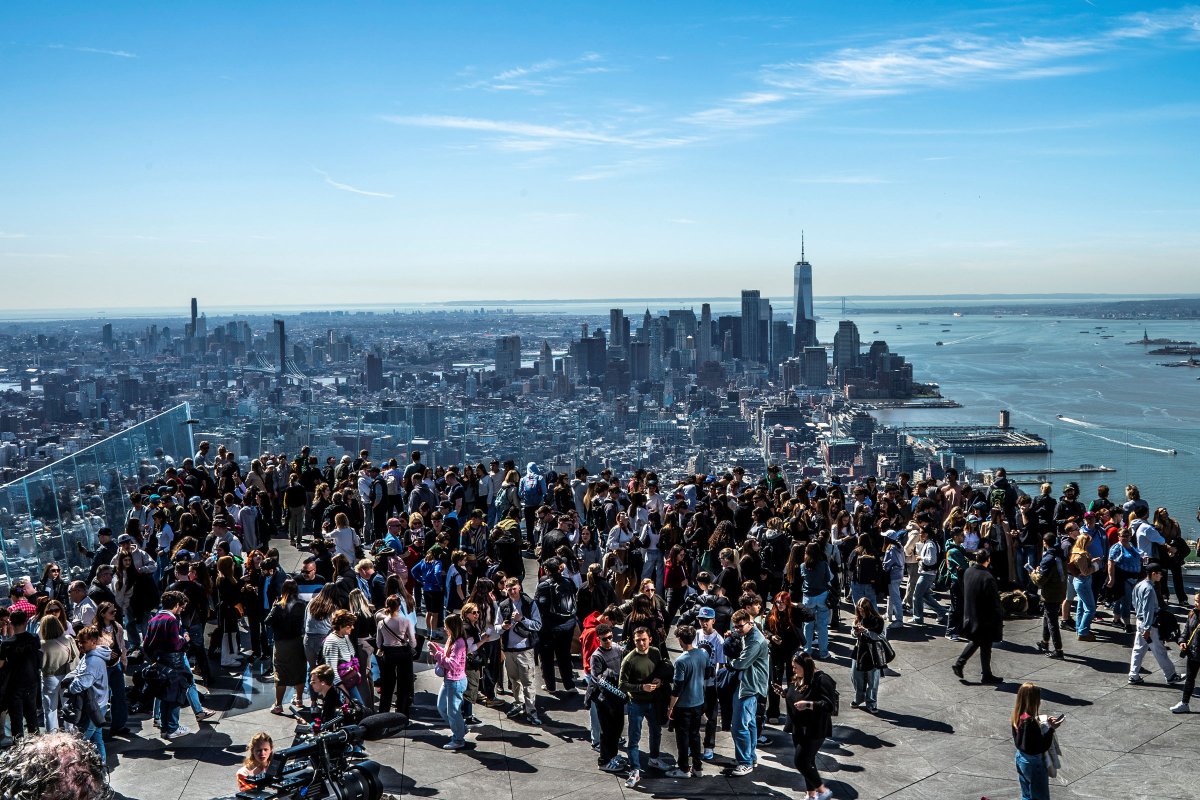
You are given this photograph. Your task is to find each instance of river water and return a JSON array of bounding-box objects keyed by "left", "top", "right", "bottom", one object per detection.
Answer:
[{"left": 824, "top": 311, "right": 1200, "bottom": 536}]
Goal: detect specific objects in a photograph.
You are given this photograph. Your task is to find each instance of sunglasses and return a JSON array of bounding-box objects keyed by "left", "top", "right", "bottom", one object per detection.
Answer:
[{"left": 599, "top": 635, "right": 614, "bottom": 641}]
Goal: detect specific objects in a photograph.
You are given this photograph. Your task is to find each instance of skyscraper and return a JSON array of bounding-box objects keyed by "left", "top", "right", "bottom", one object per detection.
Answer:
[
  {"left": 740, "top": 290, "right": 761, "bottom": 364},
  {"left": 833, "top": 320, "right": 861, "bottom": 374},
  {"left": 609, "top": 309, "right": 627, "bottom": 360},
  {"left": 696, "top": 303, "right": 713, "bottom": 366},
  {"left": 495, "top": 335, "right": 521, "bottom": 380},
  {"left": 365, "top": 351, "right": 384, "bottom": 392},
  {"left": 793, "top": 234, "right": 816, "bottom": 351}
]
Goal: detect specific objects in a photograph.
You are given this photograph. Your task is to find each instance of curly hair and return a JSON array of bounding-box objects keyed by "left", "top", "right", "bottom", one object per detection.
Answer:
[{"left": 0, "top": 731, "right": 109, "bottom": 800}]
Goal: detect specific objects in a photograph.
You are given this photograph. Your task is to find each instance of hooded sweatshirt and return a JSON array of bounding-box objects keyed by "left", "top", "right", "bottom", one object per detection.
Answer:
[
  {"left": 71, "top": 646, "right": 112, "bottom": 709},
  {"left": 520, "top": 463, "right": 546, "bottom": 507}
]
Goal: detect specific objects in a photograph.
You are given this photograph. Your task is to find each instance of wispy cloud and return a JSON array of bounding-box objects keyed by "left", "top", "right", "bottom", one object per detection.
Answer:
[
  {"left": 760, "top": 7, "right": 1200, "bottom": 97},
  {"left": 383, "top": 114, "right": 696, "bottom": 152},
  {"left": 313, "top": 168, "right": 394, "bottom": 198},
  {"left": 684, "top": 7, "right": 1200, "bottom": 131},
  {"left": 48, "top": 44, "right": 137, "bottom": 58},
  {"left": 462, "top": 52, "right": 612, "bottom": 94},
  {"left": 0, "top": 232, "right": 28, "bottom": 239}
]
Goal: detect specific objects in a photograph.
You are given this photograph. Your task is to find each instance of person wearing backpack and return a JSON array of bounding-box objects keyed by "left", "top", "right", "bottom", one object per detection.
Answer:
[
  {"left": 911, "top": 526, "right": 948, "bottom": 626},
  {"left": 1033, "top": 533, "right": 1067, "bottom": 659},
  {"left": 520, "top": 463, "right": 548, "bottom": 551},
  {"left": 1128, "top": 563, "right": 1182, "bottom": 686},
  {"left": 941, "top": 528, "right": 969, "bottom": 641},
  {"left": 846, "top": 534, "right": 882, "bottom": 608},
  {"left": 1170, "top": 591, "right": 1200, "bottom": 713},
  {"left": 952, "top": 550, "right": 1004, "bottom": 684},
  {"left": 779, "top": 649, "right": 838, "bottom": 800},
  {"left": 535, "top": 557, "right": 579, "bottom": 693}
]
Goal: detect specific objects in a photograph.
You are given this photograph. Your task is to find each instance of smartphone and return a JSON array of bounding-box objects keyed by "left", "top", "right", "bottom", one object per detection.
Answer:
[{"left": 1024, "top": 563, "right": 1035, "bottom": 572}]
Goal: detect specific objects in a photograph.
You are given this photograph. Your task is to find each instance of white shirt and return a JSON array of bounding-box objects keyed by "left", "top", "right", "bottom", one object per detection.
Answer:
[
  {"left": 1133, "top": 520, "right": 1165, "bottom": 560},
  {"left": 332, "top": 526, "right": 360, "bottom": 562}
]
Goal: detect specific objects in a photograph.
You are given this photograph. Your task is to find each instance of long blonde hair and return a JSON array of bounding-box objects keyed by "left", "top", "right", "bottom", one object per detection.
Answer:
[
  {"left": 1071, "top": 533, "right": 1092, "bottom": 556},
  {"left": 1011, "top": 682, "right": 1041, "bottom": 730},
  {"left": 243, "top": 731, "right": 273, "bottom": 770}
]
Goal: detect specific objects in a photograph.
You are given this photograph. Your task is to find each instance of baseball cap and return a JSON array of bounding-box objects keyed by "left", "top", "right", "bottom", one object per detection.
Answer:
[
  {"left": 118, "top": 533, "right": 135, "bottom": 544},
  {"left": 697, "top": 607, "right": 716, "bottom": 620}
]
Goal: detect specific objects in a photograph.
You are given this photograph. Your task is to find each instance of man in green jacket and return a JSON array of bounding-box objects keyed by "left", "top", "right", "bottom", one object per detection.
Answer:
[
  {"left": 729, "top": 609, "right": 769, "bottom": 776},
  {"left": 618, "top": 627, "right": 670, "bottom": 787}
]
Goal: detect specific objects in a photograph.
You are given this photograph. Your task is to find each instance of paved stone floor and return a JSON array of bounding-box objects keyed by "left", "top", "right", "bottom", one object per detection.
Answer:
[{"left": 107, "top": 547, "right": 1199, "bottom": 800}]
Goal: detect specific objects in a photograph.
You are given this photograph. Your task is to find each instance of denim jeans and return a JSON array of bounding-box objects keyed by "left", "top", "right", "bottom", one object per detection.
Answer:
[
  {"left": 626, "top": 699, "right": 661, "bottom": 770},
  {"left": 802, "top": 592, "right": 830, "bottom": 657},
  {"left": 1015, "top": 748, "right": 1050, "bottom": 800},
  {"left": 851, "top": 660, "right": 879, "bottom": 707},
  {"left": 161, "top": 700, "right": 182, "bottom": 735},
  {"left": 437, "top": 677, "right": 468, "bottom": 743},
  {"left": 1017, "top": 546, "right": 1040, "bottom": 589},
  {"left": 1073, "top": 576, "right": 1096, "bottom": 636},
  {"left": 83, "top": 717, "right": 106, "bottom": 764},
  {"left": 42, "top": 674, "right": 64, "bottom": 732},
  {"left": 641, "top": 550, "right": 663, "bottom": 591},
  {"left": 850, "top": 582, "right": 877, "bottom": 608},
  {"left": 1112, "top": 577, "right": 1136, "bottom": 623},
  {"left": 912, "top": 572, "right": 946, "bottom": 621},
  {"left": 732, "top": 692, "right": 758, "bottom": 767},
  {"left": 886, "top": 579, "right": 903, "bottom": 624}
]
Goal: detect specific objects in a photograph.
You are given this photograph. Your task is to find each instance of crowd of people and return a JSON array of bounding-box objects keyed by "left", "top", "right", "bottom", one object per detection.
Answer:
[{"left": 0, "top": 444, "right": 1195, "bottom": 800}]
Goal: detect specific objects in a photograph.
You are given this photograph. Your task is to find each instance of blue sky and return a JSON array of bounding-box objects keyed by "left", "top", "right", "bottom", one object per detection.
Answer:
[{"left": 2, "top": 2, "right": 1199, "bottom": 310}]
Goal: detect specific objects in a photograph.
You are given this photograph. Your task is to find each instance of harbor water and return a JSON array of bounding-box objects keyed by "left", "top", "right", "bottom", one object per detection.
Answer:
[{"left": 828, "top": 311, "right": 1200, "bottom": 536}]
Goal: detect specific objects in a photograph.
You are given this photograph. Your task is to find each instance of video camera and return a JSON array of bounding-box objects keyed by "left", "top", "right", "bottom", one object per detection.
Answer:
[{"left": 235, "top": 725, "right": 383, "bottom": 800}]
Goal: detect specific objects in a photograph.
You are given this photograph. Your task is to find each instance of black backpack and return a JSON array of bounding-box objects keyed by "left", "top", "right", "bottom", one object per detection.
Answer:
[
  {"left": 1158, "top": 606, "right": 1182, "bottom": 643},
  {"left": 854, "top": 553, "right": 880, "bottom": 586}
]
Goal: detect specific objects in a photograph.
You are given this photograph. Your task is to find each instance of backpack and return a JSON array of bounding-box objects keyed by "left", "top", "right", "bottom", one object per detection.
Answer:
[
  {"left": 988, "top": 486, "right": 1007, "bottom": 511},
  {"left": 936, "top": 546, "right": 963, "bottom": 591},
  {"left": 1157, "top": 606, "right": 1182, "bottom": 643},
  {"left": 384, "top": 470, "right": 402, "bottom": 497},
  {"left": 853, "top": 552, "right": 880, "bottom": 586}
]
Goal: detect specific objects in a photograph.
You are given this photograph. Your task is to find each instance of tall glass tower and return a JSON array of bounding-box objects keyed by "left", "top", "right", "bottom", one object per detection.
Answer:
[{"left": 793, "top": 233, "right": 815, "bottom": 351}]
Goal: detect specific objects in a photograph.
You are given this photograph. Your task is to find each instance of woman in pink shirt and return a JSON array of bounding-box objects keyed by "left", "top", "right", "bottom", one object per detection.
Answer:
[{"left": 428, "top": 613, "right": 469, "bottom": 750}]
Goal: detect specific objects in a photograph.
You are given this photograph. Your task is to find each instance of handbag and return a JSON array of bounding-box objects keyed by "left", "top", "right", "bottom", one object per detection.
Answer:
[{"left": 337, "top": 656, "right": 362, "bottom": 688}]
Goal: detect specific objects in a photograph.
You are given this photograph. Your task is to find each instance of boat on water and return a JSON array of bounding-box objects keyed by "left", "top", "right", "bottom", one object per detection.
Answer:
[
  {"left": 872, "top": 330, "right": 879, "bottom": 334},
  {"left": 935, "top": 341, "right": 944, "bottom": 346}
]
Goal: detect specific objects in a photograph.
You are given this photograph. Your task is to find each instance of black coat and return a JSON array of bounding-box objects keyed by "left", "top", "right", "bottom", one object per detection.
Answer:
[{"left": 960, "top": 564, "right": 1003, "bottom": 644}]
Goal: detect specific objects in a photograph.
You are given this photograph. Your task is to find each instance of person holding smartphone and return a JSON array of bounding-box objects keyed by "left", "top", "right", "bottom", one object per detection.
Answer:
[
  {"left": 780, "top": 650, "right": 837, "bottom": 800},
  {"left": 1011, "top": 682, "right": 1063, "bottom": 800}
]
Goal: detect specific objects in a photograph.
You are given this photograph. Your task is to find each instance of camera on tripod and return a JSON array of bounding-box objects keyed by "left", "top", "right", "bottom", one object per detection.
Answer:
[{"left": 236, "top": 724, "right": 383, "bottom": 800}]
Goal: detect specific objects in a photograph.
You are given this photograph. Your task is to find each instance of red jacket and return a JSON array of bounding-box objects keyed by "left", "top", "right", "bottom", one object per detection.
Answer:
[{"left": 579, "top": 610, "right": 602, "bottom": 675}]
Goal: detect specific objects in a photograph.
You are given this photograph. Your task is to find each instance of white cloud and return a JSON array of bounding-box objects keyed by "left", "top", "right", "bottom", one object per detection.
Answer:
[
  {"left": 760, "top": 7, "right": 1200, "bottom": 97},
  {"left": 48, "top": 44, "right": 137, "bottom": 58},
  {"left": 384, "top": 114, "right": 696, "bottom": 151},
  {"left": 313, "top": 168, "right": 394, "bottom": 198},
  {"left": 461, "top": 52, "right": 614, "bottom": 94}
]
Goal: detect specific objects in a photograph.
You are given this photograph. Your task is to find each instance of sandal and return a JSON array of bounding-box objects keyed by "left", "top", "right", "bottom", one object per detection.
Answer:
[{"left": 270, "top": 705, "right": 286, "bottom": 715}]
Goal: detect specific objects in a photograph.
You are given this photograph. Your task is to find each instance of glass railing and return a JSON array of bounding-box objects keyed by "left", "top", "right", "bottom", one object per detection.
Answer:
[{"left": 0, "top": 403, "right": 195, "bottom": 594}]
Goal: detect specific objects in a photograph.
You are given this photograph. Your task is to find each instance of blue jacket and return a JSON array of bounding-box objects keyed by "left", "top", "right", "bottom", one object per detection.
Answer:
[{"left": 411, "top": 559, "right": 445, "bottom": 593}]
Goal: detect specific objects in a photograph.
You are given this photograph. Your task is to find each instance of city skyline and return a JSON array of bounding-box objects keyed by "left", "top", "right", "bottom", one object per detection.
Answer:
[{"left": 3, "top": 2, "right": 1200, "bottom": 309}]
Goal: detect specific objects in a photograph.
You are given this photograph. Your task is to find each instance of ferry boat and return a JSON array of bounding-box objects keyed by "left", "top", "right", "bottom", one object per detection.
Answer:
[{"left": 935, "top": 341, "right": 944, "bottom": 346}]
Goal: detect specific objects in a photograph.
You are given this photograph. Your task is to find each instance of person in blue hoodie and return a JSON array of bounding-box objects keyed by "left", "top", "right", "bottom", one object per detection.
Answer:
[
  {"left": 67, "top": 625, "right": 111, "bottom": 765},
  {"left": 520, "top": 463, "right": 547, "bottom": 553},
  {"left": 411, "top": 550, "right": 446, "bottom": 640}
]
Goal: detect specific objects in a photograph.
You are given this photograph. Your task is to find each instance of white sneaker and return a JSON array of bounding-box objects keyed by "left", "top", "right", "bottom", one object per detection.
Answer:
[
  {"left": 816, "top": 788, "right": 834, "bottom": 800},
  {"left": 1170, "top": 701, "right": 1191, "bottom": 714},
  {"left": 665, "top": 768, "right": 692, "bottom": 778},
  {"left": 165, "top": 726, "right": 192, "bottom": 740},
  {"left": 442, "top": 740, "right": 466, "bottom": 750},
  {"left": 701, "top": 748, "right": 714, "bottom": 760},
  {"left": 647, "top": 756, "right": 671, "bottom": 770},
  {"left": 730, "top": 764, "right": 755, "bottom": 776},
  {"left": 625, "top": 769, "right": 641, "bottom": 788}
]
